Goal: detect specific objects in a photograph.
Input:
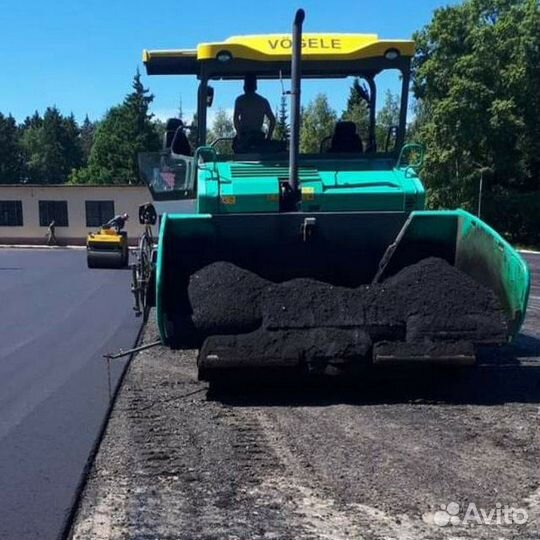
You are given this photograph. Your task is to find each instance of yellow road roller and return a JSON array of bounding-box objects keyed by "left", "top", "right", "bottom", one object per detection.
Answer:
[{"left": 86, "top": 228, "right": 129, "bottom": 269}]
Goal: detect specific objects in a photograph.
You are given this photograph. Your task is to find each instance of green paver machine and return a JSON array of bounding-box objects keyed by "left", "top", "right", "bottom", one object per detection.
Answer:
[{"left": 137, "top": 10, "right": 530, "bottom": 380}]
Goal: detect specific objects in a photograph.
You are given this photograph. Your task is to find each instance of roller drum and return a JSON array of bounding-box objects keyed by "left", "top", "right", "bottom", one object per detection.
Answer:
[{"left": 87, "top": 249, "right": 125, "bottom": 269}]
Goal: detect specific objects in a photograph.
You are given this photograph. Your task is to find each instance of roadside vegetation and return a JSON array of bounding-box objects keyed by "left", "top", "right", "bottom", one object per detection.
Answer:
[{"left": 0, "top": 0, "right": 538, "bottom": 245}]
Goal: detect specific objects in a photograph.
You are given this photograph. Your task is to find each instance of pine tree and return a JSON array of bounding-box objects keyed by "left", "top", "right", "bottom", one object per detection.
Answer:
[
  {"left": 341, "top": 78, "right": 370, "bottom": 141},
  {"left": 63, "top": 113, "right": 84, "bottom": 173},
  {"left": 346, "top": 78, "right": 366, "bottom": 110},
  {"left": 274, "top": 95, "right": 290, "bottom": 141},
  {"left": 20, "top": 107, "right": 83, "bottom": 183},
  {"left": 124, "top": 68, "right": 155, "bottom": 129},
  {"left": 0, "top": 113, "right": 23, "bottom": 183},
  {"left": 22, "top": 111, "right": 43, "bottom": 130},
  {"left": 80, "top": 115, "right": 96, "bottom": 165},
  {"left": 70, "top": 71, "right": 160, "bottom": 184}
]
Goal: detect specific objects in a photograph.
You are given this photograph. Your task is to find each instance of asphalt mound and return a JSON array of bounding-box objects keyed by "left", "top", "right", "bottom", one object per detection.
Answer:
[
  {"left": 189, "top": 262, "right": 270, "bottom": 335},
  {"left": 188, "top": 258, "right": 508, "bottom": 363}
]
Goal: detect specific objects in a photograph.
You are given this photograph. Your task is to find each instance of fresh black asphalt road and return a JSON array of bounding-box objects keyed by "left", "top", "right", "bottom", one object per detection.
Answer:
[{"left": 0, "top": 248, "right": 140, "bottom": 540}]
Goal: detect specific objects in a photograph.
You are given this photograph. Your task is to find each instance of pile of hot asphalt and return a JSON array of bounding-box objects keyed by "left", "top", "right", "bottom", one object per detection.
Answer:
[{"left": 188, "top": 257, "right": 508, "bottom": 365}]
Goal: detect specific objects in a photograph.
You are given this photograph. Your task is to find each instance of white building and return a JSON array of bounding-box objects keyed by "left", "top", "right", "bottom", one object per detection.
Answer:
[{"left": 0, "top": 184, "right": 157, "bottom": 245}]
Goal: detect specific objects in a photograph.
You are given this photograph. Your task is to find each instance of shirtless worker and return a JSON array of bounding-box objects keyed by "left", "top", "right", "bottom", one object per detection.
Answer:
[{"left": 233, "top": 74, "right": 276, "bottom": 151}]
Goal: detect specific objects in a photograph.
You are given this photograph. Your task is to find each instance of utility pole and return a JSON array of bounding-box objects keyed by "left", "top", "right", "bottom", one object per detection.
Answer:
[
  {"left": 472, "top": 162, "right": 491, "bottom": 219},
  {"left": 477, "top": 168, "right": 484, "bottom": 218}
]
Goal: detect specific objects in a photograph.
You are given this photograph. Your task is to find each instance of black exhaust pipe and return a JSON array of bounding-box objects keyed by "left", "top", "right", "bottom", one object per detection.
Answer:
[{"left": 288, "top": 8, "right": 305, "bottom": 199}]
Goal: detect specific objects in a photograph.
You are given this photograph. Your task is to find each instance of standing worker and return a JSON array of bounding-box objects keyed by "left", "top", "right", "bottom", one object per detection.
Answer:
[
  {"left": 46, "top": 220, "right": 57, "bottom": 246},
  {"left": 104, "top": 213, "right": 129, "bottom": 232}
]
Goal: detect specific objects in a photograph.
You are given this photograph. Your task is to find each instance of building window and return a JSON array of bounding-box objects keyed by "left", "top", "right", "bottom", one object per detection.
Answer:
[
  {"left": 39, "top": 201, "right": 69, "bottom": 227},
  {"left": 0, "top": 201, "right": 23, "bottom": 226},
  {"left": 85, "top": 200, "right": 115, "bottom": 228}
]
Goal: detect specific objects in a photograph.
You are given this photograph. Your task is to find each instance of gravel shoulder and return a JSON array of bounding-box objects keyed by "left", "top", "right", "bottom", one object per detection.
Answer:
[{"left": 69, "top": 255, "right": 540, "bottom": 540}]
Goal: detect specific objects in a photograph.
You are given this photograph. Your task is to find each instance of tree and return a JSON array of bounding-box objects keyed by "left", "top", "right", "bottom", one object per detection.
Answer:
[
  {"left": 375, "top": 90, "right": 400, "bottom": 150},
  {"left": 341, "top": 78, "right": 370, "bottom": 141},
  {"left": 187, "top": 112, "right": 199, "bottom": 148},
  {"left": 412, "top": 0, "right": 540, "bottom": 244},
  {"left": 71, "top": 70, "right": 161, "bottom": 184},
  {"left": 274, "top": 95, "right": 290, "bottom": 141},
  {"left": 20, "top": 107, "right": 83, "bottom": 183},
  {"left": 0, "top": 113, "right": 23, "bottom": 183},
  {"left": 22, "top": 111, "right": 43, "bottom": 130},
  {"left": 300, "top": 94, "right": 337, "bottom": 153},
  {"left": 211, "top": 109, "right": 234, "bottom": 139},
  {"left": 63, "top": 113, "right": 84, "bottom": 173},
  {"left": 205, "top": 109, "right": 233, "bottom": 153},
  {"left": 152, "top": 118, "right": 166, "bottom": 143},
  {"left": 80, "top": 115, "right": 97, "bottom": 165}
]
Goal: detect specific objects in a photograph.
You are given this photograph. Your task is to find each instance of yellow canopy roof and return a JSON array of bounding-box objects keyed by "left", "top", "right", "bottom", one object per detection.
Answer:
[
  {"left": 199, "top": 34, "right": 414, "bottom": 61},
  {"left": 143, "top": 33, "right": 415, "bottom": 75}
]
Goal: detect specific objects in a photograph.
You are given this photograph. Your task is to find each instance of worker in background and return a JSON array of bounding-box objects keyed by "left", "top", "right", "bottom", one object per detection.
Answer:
[
  {"left": 46, "top": 220, "right": 57, "bottom": 246},
  {"left": 233, "top": 74, "right": 276, "bottom": 151},
  {"left": 104, "top": 213, "right": 129, "bottom": 232}
]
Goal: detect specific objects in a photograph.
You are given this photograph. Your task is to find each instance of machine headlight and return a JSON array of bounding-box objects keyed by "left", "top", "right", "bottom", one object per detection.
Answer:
[
  {"left": 216, "top": 50, "right": 233, "bottom": 62},
  {"left": 384, "top": 48, "right": 400, "bottom": 60}
]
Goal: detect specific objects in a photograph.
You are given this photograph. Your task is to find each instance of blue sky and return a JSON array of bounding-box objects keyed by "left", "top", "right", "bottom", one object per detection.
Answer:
[{"left": 1, "top": 0, "right": 456, "bottom": 124}]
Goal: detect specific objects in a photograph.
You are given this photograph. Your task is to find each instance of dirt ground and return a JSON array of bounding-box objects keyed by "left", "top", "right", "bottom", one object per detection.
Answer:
[{"left": 69, "top": 256, "right": 540, "bottom": 540}]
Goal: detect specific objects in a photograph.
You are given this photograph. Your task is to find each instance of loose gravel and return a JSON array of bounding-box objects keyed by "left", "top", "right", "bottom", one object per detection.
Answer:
[{"left": 70, "top": 317, "right": 540, "bottom": 540}]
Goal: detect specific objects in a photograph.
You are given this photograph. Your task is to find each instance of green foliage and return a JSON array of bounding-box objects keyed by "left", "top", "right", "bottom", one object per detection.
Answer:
[
  {"left": 376, "top": 90, "right": 400, "bottom": 150},
  {"left": 341, "top": 78, "right": 370, "bottom": 139},
  {"left": 188, "top": 112, "right": 199, "bottom": 149},
  {"left": 211, "top": 109, "right": 235, "bottom": 139},
  {"left": 483, "top": 189, "right": 540, "bottom": 245},
  {"left": 300, "top": 94, "right": 337, "bottom": 153},
  {"left": 22, "top": 111, "right": 43, "bottom": 130},
  {"left": 0, "top": 113, "right": 23, "bottom": 183},
  {"left": 274, "top": 95, "right": 290, "bottom": 141},
  {"left": 152, "top": 118, "right": 166, "bottom": 142},
  {"left": 80, "top": 115, "right": 97, "bottom": 165},
  {"left": 71, "top": 70, "right": 160, "bottom": 184},
  {"left": 206, "top": 109, "right": 234, "bottom": 153},
  {"left": 1, "top": 0, "right": 538, "bottom": 246},
  {"left": 20, "top": 107, "right": 83, "bottom": 183},
  {"left": 412, "top": 0, "right": 540, "bottom": 243}
]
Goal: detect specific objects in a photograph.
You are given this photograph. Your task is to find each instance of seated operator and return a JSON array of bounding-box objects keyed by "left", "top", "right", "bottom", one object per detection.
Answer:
[{"left": 233, "top": 74, "right": 276, "bottom": 151}]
